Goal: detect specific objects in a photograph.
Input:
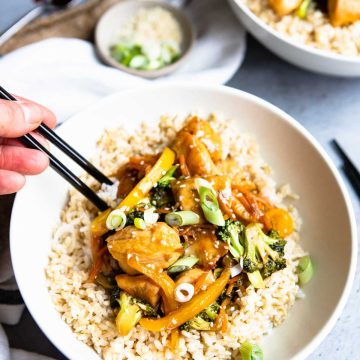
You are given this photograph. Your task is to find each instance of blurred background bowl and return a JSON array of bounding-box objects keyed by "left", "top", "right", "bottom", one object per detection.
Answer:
[
  {"left": 95, "top": 0, "right": 194, "bottom": 78},
  {"left": 228, "top": 0, "right": 360, "bottom": 77}
]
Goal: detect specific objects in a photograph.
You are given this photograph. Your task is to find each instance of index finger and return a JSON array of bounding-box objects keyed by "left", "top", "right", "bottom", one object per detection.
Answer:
[{"left": 0, "top": 96, "right": 56, "bottom": 138}]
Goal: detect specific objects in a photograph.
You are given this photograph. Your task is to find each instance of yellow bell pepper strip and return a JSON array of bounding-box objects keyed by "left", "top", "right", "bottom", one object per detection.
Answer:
[
  {"left": 263, "top": 208, "right": 294, "bottom": 238},
  {"left": 168, "top": 329, "right": 180, "bottom": 353},
  {"left": 91, "top": 147, "right": 176, "bottom": 238},
  {"left": 139, "top": 268, "right": 230, "bottom": 332},
  {"left": 127, "top": 255, "right": 178, "bottom": 313}
]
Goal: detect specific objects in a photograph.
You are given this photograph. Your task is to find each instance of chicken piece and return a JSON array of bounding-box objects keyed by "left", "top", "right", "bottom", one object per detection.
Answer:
[
  {"left": 329, "top": 0, "right": 360, "bottom": 26},
  {"left": 175, "top": 268, "right": 215, "bottom": 292},
  {"left": 268, "top": 0, "right": 302, "bottom": 16},
  {"left": 171, "top": 178, "right": 204, "bottom": 222},
  {"left": 173, "top": 131, "right": 218, "bottom": 176},
  {"left": 107, "top": 222, "right": 183, "bottom": 275},
  {"left": 184, "top": 226, "right": 228, "bottom": 270},
  {"left": 182, "top": 116, "right": 223, "bottom": 162},
  {"left": 115, "top": 274, "right": 161, "bottom": 307}
]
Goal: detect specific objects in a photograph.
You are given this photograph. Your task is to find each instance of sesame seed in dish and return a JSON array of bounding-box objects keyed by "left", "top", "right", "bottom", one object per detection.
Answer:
[{"left": 46, "top": 114, "right": 311, "bottom": 359}]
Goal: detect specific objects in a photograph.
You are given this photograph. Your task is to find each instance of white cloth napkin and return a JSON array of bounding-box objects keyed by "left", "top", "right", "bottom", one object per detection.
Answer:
[{"left": 0, "top": 0, "right": 246, "bottom": 358}]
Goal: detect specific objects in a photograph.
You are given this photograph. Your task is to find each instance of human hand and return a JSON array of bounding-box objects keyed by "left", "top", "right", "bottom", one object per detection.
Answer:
[{"left": 0, "top": 96, "right": 56, "bottom": 195}]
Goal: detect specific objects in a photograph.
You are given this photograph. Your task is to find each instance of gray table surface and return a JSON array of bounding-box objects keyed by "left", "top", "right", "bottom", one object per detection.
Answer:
[{"left": 1, "top": 1, "right": 359, "bottom": 360}]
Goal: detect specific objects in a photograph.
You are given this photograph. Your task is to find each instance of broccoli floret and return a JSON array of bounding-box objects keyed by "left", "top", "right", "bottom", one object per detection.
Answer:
[
  {"left": 217, "top": 219, "right": 245, "bottom": 259},
  {"left": 149, "top": 165, "right": 178, "bottom": 208},
  {"left": 266, "top": 230, "right": 286, "bottom": 256},
  {"left": 204, "top": 302, "right": 220, "bottom": 321},
  {"left": 243, "top": 223, "right": 287, "bottom": 288},
  {"left": 115, "top": 292, "right": 142, "bottom": 336},
  {"left": 149, "top": 186, "right": 174, "bottom": 208},
  {"left": 157, "top": 165, "right": 179, "bottom": 187},
  {"left": 110, "top": 286, "right": 158, "bottom": 317},
  {"left": 263, "top": 257, "right": 287, "bottom": 278},
  {"left": 185, "top": 316, "right": 212, "bottom": 331},
  {"left": 135, "top": 300, "right": 158, "bottom": 317},
  {"left": 126, "top": 210, "right": 144, "bottom": 226},
  {"left": 180, "top": 302, "right": 220, "bottom": 331}
]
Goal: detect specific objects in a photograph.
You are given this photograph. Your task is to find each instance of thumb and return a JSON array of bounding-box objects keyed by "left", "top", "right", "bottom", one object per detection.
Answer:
[{"left": 0, "top": 97, "right": 56, "bottom": 138}]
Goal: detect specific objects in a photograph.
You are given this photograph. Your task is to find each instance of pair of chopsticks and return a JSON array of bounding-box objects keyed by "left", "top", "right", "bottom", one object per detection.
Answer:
[
  {"left": 0, "top": 85, "right": 112, "bottom": 211},
  {"left": 332, "top": 139, "right": 360, "bottom": 199}
]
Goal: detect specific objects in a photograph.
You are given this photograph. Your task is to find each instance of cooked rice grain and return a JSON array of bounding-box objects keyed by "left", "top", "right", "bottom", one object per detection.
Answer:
[{"left": 46, "top": 114, "right": 306, "bottom": 359}]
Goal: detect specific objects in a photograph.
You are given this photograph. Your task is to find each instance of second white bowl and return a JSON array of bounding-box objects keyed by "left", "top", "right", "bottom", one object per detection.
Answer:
[{"left": 228, "top": 0, "right": 360, "bottom": 77}]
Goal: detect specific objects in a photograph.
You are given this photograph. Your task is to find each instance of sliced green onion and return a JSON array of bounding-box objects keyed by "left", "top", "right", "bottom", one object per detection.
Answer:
[
  {"left": 239, "top": 342, "right": 264, "bottom": 360},
  {"left": 158, "top": 165, "right": 178, "bottom": 187},
  {"left": 202, "top": 208, "right": 225, "bottom": 226},
  {"left": 134, "top": 218, "right": 146, "bottom": 230},
  {"left": 199, "top": 186, "right": 219, "bottom": 211},
  {"left": 167, "top": 255, "right": 199, "bottom": 273},
  {"left": 106, "top": 209, "right": 126, "bottom": 230},
  {"left": 198, "top": 186, "right": 225, "bottom": 226},
  {"left": 165, "top": 211, "right": 200, "bottom": 227},
  {"left": 129, "top": 54, "right": 148, "bottom": 69},
  {"left": 195, "top": 179, "right": 225, "bottom": 226},
  {"left": 144, "top": 208, "right": 159, "bottom": 224},
  {"left": 297, "top": 255, "right": 314, "bottom": 285},
  {"left": 297, "top": 0, "right": 312, "bottom": 19},
  {"left": 195, "top": 178, "right": 213, "bottom": 190}
]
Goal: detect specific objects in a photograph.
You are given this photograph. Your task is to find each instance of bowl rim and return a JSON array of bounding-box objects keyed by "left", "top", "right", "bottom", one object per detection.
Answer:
[
  {"left": 230, "top": 0, "right": 360, "bottom": 64},
  {"left": 95, "top": 0, "right": 195, "bottom": 79},
  {"left": 10, "top": 83, "right": 358, "bottom": 360}
]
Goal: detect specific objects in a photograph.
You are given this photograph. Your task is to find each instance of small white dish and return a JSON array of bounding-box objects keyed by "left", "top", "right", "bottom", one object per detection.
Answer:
[
  {"left": 10, "top": 84, "right": 357, "bottom": 359},
  {"left": 95, "top": 0, "right": 194, "bottom": 79},
  {"left": 228, "top": 0, "right": 360, "bottom": 77}
]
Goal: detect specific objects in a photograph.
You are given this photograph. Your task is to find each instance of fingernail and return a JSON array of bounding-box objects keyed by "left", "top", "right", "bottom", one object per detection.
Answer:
[{"left": 18, "top": 101, "right": 37, "bottom": 125}]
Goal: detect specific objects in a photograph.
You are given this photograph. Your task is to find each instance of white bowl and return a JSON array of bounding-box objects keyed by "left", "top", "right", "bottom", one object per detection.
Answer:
[
  {"left": 228, "top": 0, "right": 360, "bottom": 77},
  {"left": 10, "top": 84, "right": 357, "bottom": 360},
  {"left": 95, "top": 0, "right": 194, "bottom": 79}
]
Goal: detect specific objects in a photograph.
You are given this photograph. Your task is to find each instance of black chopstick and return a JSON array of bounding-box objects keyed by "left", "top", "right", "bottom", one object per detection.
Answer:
[
  {"left": 332, "top": 139, "right": 360, "bottom": 198},
  {"left": 0, "top": 86, "right": 110, "bottom": 211},
  {"left": 0, "top": 86, "right": 113, "bottom": 185}
]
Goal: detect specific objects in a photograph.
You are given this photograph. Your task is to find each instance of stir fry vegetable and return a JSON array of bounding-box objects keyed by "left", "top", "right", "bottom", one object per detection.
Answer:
[
  {"left": 197, "top": 179, "right": 225, "bottom": 226},
  {"left": 165, "top": 211, "right": 200, "bottom": 226},
  {"left": 243, "top": 223, "right": 287, "bottom": 288},
  {"left": 239, "top": 342, "right": 264, "bottom": 360},
  {"left": 268, "top": 0, "right": 360, "bottom": 27},
  {"left": 115, "top": 292, "right": 142, "bottom": 336},
  {"left": 297, "top": 255, "right": 314, "bottom": 285},
  {"left": 91, "top": 147, "right": 175, "bottom": 237},
  {"left": 167, "top": 255, "right": 199, "bottom": 273},
  {"left": 139, "top": 268, "right": 230, "bottom": 331},
  {"left": 217, "top": 219, "right": 245, "bottom": 259},
  {"left": 85, "top": 115, "right": 309, "bottom": 358}
]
